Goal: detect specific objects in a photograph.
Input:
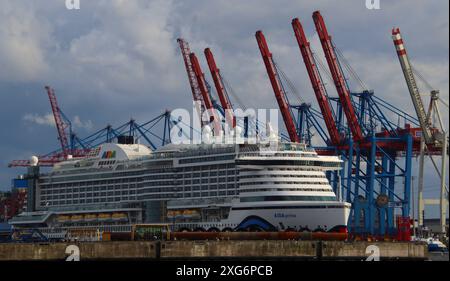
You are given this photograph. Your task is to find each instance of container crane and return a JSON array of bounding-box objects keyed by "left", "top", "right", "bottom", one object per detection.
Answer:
[
  {"left": 9, "top": 111, "right": 177, "bottom": 167},
  {"left": 189, "top": 52, "right": 222, "bottom": 135},
  {"left": 391, "top": 28, "right": 438, "bottom": 145},
  {"left": 9, "top": 86, "right": 90, "bottom": 167},
  {"left": 45, "top": 86, "right": 70, "bottom": 158},
  {"left": 312, "top": 11, "right": 364, "bottom": 142},
  {"left": 204, "top": 48, "right": 236, "bottom": 128},
  {"left": 255, "top": 30, "right": 300, "bottom": 143},
  {"left": 392, "top": 28, "right": 448, "bottom": 235},
  {"left": 177, "top": 38, "right": 205, "bottom": 122},
  {"left": 292, "top": 18, "right": 341, "bottom": 146}
]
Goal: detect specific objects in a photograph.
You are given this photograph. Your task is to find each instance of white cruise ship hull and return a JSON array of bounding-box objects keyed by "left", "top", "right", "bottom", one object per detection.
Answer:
[{"left": 225, "top": 201, "right": 351, "bottom": 231}]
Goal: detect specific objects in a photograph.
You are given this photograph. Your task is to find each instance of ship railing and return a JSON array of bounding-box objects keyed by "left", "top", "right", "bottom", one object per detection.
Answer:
[
  {"left": 167, "top": 197, "right": 233, "bottom": 208},
  {"left": 37, "top": 224, "right": 134, "bottom": 236},
  {"left": 238, "top": 143, "right": 314, "bottom": 153},
  {"left": 237, "top": 152, "right": 317, "bottom": 158},
  {"left": 175, "top": 147, "right": 236, "bottom": 158},
  {"left": 46, "top": 203, "right": 141, "bottom": 212}
]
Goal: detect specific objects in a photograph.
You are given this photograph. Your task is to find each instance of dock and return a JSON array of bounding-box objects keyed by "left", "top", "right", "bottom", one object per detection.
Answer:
[{"left": 0, "top": 240, "right": 429, "bottom": 261}]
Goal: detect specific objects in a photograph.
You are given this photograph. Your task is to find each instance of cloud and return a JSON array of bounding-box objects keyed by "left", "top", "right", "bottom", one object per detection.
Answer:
[
  {"left": 72, "top": 115, "right": 94, "bottom": 130},
  {"left": 58, "top": 0, "right": 184, "bottom": 102},
  {"left": 1, "top": 0, "right": 446, "bottom": 120},
  {"left": 22, "top": 113, "right": 93, "bottom": 131},
  {"left": 22, "top": 113, "right": 55, "bottom": 127},
  {"left": 0, "top": 1, "right": 52, "bottom": 82}
]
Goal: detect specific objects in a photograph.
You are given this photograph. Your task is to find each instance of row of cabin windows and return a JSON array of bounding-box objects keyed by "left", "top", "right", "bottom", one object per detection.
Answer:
[
  {"left": 240, "top": 195, "right": 337, "bottom": 202},
  {"left": 239, "top": 174, "right": 325, "bottom": 179},
  {"left": 239, "top": 181, "right": 330, "bottom": 186},
  {"left": 239, "top": 188, "right": 332, "bottom": 193}
]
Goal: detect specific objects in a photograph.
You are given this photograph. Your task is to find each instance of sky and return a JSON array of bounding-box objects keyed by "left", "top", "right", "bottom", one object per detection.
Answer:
[{"left": 0, "top": 0, "right": 448, "bottom": 216}]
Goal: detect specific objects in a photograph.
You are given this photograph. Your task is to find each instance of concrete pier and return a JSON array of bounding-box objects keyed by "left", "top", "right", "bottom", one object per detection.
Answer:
[
  {"left": 0, "top": 241, "right": 428, "bottom": 261},
  {"left": 321, "top": 241, "right": 428, "bottom": 259},
  {"left": 160, "top": 240, "right": 317, "bottom": 258},
  {"left": 0, "top": 241, "right": 157, "bottom": 261}
]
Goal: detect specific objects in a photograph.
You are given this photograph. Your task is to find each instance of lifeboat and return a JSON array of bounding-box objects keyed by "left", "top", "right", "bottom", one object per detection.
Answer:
[
  {"left": 84, "top": 214, "right": 98, "bottom": 222},
  {"left": 191, "top": 210, "right": 201, "bottom": 219},
  {"left": 111, "top": 213, "right": 128, "bottom": 221},
  {"left": 167, "top": 210, "right": 183, "bottom": 219},
  {"left": 182, "top": 209, "right": 200, "bottom": 219},
  {"left": 98, "top": 213, "right": 112, "bottom": 221},
  {"left": 70, "top": 214, "right": 84, "bottom": 222},
  {"left": 57, "top": 215, "right": 70, "bottom": 223},
  {"left": 182, "top": 210, "right": 193, "bottom": 218},
  {"left": 175, "top": 210, "right": 184, "bottom": 219},
  {"left": 167, "top": 210, "right": 176, "bottom": 219}
]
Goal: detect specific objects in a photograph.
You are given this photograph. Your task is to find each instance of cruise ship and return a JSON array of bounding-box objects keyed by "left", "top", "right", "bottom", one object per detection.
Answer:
[{"left": 10, "top": 133, "right": 351, "bottom": 236}]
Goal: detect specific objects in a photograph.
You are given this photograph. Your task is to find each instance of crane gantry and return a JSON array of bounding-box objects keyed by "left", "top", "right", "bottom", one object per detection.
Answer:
[{"left": 392, "top": 27, "right": 448, "bottom": 235}]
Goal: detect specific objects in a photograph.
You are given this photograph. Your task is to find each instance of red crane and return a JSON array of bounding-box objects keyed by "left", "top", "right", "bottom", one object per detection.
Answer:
[
  {"left": 9, "top": 86, "right": 91, "bottom": 167},
  {"left": 312, "top": 11, "right": 363, "bottom": 142},
  {"left": 189, "top": 52, "right": 222, "bottom": 135},
  {"left": 45, "top": 86, "right": 70, "bottom": 158},
  {"left": 255, "top": 30, "right": 300, "bottom": 143},
  {"left": 177, "top": 38, "right": 205, "bottom": 120},
  {"left": 292, "top": 18, "right": 341, "bottom": 146},
  {"left": 204, "top": 48, "right": 236, "bottom": 128}
]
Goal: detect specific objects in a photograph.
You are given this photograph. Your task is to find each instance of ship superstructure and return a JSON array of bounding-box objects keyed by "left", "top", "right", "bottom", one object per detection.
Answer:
[{"left": 10, "top": 138, "right": 350, "bottom": 236}]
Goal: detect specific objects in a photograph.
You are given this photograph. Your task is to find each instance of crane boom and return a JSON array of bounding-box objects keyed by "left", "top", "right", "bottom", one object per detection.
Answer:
[
  {"left": 177, "top": 38, "right": 206, "bottom": 125},
  {"left": 255, "top": 30, "right": 300, "bottom": 143},
  {"left": 189, "top": 52, "right": 222, "bottom": 135},
  {"left": 204, "top": 48, "right": 236, "bottom": 128},
  {"left": 292, "top": 18, "right": 341, "bottom": 145},
  {"left": 392, "top": 28, "right": 433, "bottom": 144},
  {"left": 45, "top": 86, "right": 70, "bottom": 158},
  {"left": 312, "top": 11, "right": 363, "bottom": 142},
  {"left": 177, "top": 38, "right": 204, "bottom": 104}
]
